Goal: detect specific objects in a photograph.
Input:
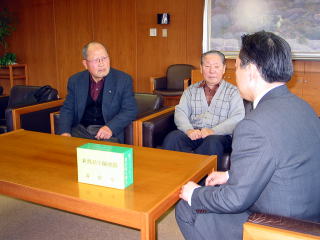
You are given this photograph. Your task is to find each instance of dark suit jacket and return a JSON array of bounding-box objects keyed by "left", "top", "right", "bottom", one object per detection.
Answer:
[
  {"left": 191, "top": 85, "right": 320, "bottom": 236},
  {"left": 58, "top": 68, "right": 137, "bottom": 143}
]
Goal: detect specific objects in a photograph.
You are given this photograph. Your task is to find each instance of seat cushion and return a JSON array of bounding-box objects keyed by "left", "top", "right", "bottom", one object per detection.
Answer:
[{"left": 154, "top": 89, "right": 184, "bottom": 96}]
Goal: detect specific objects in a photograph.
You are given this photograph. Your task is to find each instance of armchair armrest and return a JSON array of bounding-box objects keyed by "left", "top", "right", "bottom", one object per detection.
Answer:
[
  {"left": 6, "top": 99, "right": 64, "bottom": 133},
  {"left": 50, "top": 111, "right": 60, "bottom": 134},
  {"left": 135, "top": 106, "right": 175, "bottom": 147},
  {"left": 150, "top": 76, "right": 166, "bottom": 92},
  {"left": 243, "top": 213, "right": 320, "bottom": 240}
]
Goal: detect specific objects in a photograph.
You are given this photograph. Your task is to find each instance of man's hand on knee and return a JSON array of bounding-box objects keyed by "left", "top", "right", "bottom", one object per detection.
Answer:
[
  {"left": 187, "top": 129, "right": 202, "bottom": 140},
  {"left": 95, "top": 126, "right": 112, "bottom": 140},
  {"left": 200, "top": 128, "right": 214, "bottom": 138},
  {"left": 205, "top": 171, "right": 229, "bottom": 186},
  {"left": 61, "top": 133, "right": 71, "bottom": 137}
]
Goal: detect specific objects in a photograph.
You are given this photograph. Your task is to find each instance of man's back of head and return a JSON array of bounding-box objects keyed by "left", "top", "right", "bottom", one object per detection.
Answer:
[{"left": 239, "top": 31, "right": 293, "bottom": 83}]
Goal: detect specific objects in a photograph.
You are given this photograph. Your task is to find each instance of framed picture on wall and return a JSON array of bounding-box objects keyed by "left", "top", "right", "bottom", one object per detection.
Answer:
[{"left": 203, "top": 0, "right": 320, "bottom": 59}]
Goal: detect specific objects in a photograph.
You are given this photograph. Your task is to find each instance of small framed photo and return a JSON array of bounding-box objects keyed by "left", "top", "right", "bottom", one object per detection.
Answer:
[{"left": 157, "top": 13, "right": 170, "bottom": 25}]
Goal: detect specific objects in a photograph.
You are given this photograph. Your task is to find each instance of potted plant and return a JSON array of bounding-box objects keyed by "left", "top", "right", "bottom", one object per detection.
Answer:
[
  {"left": 0, "top": 8, "right": 16, "bottom": 67},
  {"left": 0, "top": 52, "right": 16, "bottom": 66}
]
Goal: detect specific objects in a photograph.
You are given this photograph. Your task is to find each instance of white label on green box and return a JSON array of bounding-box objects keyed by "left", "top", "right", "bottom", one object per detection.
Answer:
[{"left": 77, "top": 143, "right": 133, "bottom": 189}]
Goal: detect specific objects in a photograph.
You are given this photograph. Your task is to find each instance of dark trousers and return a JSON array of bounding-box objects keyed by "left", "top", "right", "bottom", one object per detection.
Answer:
[
  {"left": 162, "top": 130, "right": 232, "bottom": 171},
  {"left": 71, "top": 124, "right": 120, "bottom": 143},
  {"left": 175, "top": 199, "right": 249, "bottom": 240}
]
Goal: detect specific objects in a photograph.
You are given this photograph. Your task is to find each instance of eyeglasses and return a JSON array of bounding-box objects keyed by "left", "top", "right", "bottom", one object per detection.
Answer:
[{"left": 86, "top": 56, "right": 109, "bottom": 64}]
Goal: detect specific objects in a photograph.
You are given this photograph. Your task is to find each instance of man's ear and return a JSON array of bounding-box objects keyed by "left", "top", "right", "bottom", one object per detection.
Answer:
[
  {"left": 199, "top": 64, "right": 203, "bottom": 74},
  {"left": 246, "top": 63, "right": 257, "bottom": 83},
  {"left": 82, "top": 60, "right": 88, "bottom": 69},
  {"left": 248, "top": 63, "right": 260, "bottom": 83}
]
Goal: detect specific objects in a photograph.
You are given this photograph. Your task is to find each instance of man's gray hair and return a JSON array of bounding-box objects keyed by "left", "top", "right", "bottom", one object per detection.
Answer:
[{"left": 201, "top": 50, "right": 226, "bottom": 65}]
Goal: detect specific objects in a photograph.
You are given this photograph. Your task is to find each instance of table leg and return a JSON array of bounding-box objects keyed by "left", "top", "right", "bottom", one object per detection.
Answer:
[{"left": 140, "top": 215, "right": 156, "bottom": 240}]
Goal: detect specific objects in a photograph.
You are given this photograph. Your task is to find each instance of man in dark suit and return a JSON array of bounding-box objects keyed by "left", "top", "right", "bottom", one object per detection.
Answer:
[
  {"left": 58, "top": 42, "right": 137, "bottom": 143},
  {"left": 175, "top": 31, "right": 320, "bottom": 239}
]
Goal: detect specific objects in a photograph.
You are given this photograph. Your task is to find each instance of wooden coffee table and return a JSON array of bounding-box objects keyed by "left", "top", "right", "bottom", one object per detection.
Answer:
[{"left": 0, "top": 130, "right": 216, "bottom": 240}]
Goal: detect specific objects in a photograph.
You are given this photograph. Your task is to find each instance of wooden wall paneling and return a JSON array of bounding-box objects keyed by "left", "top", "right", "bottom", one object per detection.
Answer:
[
  {"left": 136, "top": 0, "right": 189, "bottom": 93},
  {"left": 302, "top": 61, "right": 320, "bottom": 115},
  {"left": 186, "top": 0, "right": 204, "bottom": 68},
  {"left": 159, "top": 0, "right": 188, "bottom": 67},
  {"left": 5, "top": 0, "right": 58, "bottom": 92},
  {"left": 191, "top": 69, "right": 203, "bottom": 84},
  {"left": 303, "top": 72, "right": 320, "bottom": 115},
  {"left": 288, "top": 60, "right": 304, "bottom": 97},
  {"left": 136, "top": 0, "right": 163, "bottom": 92},
  {"left": 4, "top": 0, "right": 205, "bottom": 95},
  {"left": 292, "top": 60, "right": 305, "bottom": 72},
  {"left": 92, "top": 0, "right": 137, "bottom": 91},
  {"left": 304, "top": 60, "right": 320, "bottom": 73},
  {"left": 53, "top": 0, "right": 93, "bottom": 97},
  {"left": 288, "top": 71, "right": 304, "bottom": 98},
  {"left": 224, "top": 59, "right": 236, "bottom": 85}
]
